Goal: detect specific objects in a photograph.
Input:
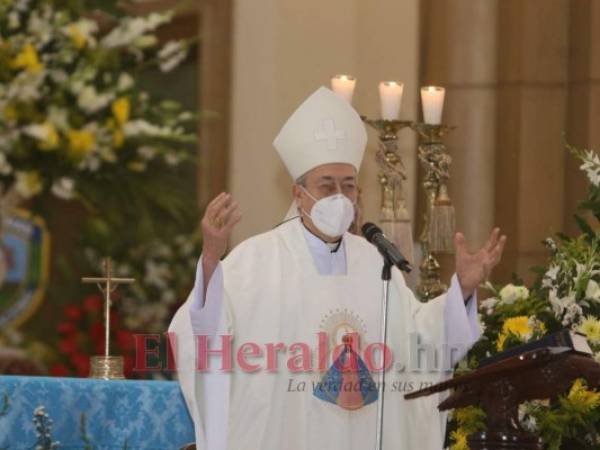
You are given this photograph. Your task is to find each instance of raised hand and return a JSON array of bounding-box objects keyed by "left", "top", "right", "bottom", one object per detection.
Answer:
[
  {"left": 455, "top": 228, "right": 507, "bottom": 299},
  {"left": 201, "top": 192, "right": 242, "bottom": 262}
]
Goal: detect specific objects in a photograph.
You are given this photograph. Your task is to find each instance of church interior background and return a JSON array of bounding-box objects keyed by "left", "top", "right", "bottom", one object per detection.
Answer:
[{"left": 2, "top": 0, "right": 600, "bottom": 449}]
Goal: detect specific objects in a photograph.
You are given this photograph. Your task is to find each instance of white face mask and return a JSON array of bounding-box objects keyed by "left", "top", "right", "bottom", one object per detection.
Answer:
[{"left": 299, "top": 186, "right": 355, "bottom": 238}]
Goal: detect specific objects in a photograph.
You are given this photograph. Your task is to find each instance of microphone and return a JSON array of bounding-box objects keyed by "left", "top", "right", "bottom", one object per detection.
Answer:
[{"left": 361, "top": 222, "right": 413, "bottom": 273}]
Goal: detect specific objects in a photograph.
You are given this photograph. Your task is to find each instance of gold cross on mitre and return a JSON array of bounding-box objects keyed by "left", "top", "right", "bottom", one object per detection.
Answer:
[{"left": 82, "top": 258, "right": 134, "bottom": 379}]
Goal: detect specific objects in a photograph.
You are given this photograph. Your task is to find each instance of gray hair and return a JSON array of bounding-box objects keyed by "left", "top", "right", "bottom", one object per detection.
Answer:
[{"left": 295, "top": 173, "right": 307, "bottom": 187}]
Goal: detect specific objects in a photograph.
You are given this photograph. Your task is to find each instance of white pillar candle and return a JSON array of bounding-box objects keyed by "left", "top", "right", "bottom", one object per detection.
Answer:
[
  {"left": 378, "top": 81, "right": 404, "bottom": 120},
  {"left": 331, "top": 74, "right": 356, "bottom": 103},
  {"left": 420, "top": 86, "right": 445, "bottom": 125}
]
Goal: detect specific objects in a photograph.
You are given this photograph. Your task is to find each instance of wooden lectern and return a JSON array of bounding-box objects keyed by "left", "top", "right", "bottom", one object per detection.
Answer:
[{"left": 405, "top": 347, "right": 600, "bottom": 450}]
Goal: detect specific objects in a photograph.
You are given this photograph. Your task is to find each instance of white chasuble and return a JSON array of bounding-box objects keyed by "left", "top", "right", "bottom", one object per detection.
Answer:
[{"left": 169, "top": 218, "right": 479, "bottom": 450}]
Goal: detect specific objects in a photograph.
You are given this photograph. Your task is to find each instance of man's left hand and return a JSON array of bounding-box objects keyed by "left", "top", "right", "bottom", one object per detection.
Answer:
[{"left": 455, "top": 228, "right": 507, "bottom": 300}]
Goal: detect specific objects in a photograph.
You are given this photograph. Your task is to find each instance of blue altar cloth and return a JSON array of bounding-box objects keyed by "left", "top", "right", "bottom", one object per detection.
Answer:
[{"left": 0, "top": 375, "right": 195, "bottom": 450}]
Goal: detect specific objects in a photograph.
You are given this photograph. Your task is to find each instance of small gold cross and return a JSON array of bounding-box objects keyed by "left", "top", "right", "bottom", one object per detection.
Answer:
[{"left": 82, "top": 258, "right": 135, "bottom": 357}]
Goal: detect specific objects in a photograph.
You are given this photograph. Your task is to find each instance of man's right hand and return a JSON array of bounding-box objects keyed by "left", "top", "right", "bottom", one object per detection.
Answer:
[{"left": 200, "top": 192, "right": 241, "bottom": 298}]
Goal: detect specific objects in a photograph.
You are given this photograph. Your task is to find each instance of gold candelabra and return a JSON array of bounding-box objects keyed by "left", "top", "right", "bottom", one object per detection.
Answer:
[
  {"left": 82, "top": 258, "right": 135, "bottom": 379},
  {"left": 410, "top": 123, "right": 456, "bottom": 300},
  {"left": 362, "top": 118, "right": 415, "bottom": 263}
]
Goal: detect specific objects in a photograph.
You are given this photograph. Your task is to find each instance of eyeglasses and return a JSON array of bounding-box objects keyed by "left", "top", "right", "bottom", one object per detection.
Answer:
[{"left": 305, "top": 179, "right": 358, "bottom": 199}]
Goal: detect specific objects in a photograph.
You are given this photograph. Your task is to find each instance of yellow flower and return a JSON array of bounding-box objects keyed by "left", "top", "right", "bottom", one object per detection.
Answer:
[
  {"left": 496, "top": 333, "right": 507, "bottom": 351},
  {"left": 112, "top": 128, "right": 124, "bottom": 148},
  {"left": 63, "top": 20, "right": 97, "bottom": 50},
  {"left": 112, "top": 97, "right": 130, "bottom": 125},
  {"left": 15, "top": 171, "right": 43, "bottom": 198},
  {"left": 496, "top": 316, "right": 532, "bottom": 351},
  {"left": 66, "top": 24, "right": 87, "bottom": 49},
  {"left": 10, "top": 43, "right": 43, "bottom": 73},
  {"left": 127, "top": 161, "right": 146, "bottom": 172},
  {"left": 24, "top": 122, "right": 59, "bottom": 150},
  {"left": 3, "top": 104, "right": 17, "bottom": 121},
  {"left": 578, "top": 316, "right": 600, "bottom": 344},
  {"left": 450, "top": 429, "right": 469, "bottom": 450},
  {"left": 567, "top": 378, "right": 600, "bottom": 411},
  {"left": 455, "top": 406, "right": 482, "bottom": 426},
  {"left": 67, "top": 129, "right": 95, "bottom": 160},
  {"left": 504, "top": 316, "right": 531, "bottom": 335},
  {"left": 39, "top": 122, "right": 59, "bottom": 151}
]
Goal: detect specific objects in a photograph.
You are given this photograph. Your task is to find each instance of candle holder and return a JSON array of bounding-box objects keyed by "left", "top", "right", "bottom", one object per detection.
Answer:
[
  {"left": 410, "top": 123, "right": 456, "bottom": 301},
  {"left": 82, "top": 258, "right": 135, "bottom": 380},
  {"left": 362, "top": 117, "right": 415, "bottom": 263}
]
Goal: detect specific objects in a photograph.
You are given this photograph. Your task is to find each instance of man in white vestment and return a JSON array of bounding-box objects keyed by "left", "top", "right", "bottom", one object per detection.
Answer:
[{"left": 169, "top": 87, "right": 507, "bottom": 450}]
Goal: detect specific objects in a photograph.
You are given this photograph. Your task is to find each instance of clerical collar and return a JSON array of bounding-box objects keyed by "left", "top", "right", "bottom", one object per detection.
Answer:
[{"left": 301, "top": 221, "right": 343, "bottom": 253}]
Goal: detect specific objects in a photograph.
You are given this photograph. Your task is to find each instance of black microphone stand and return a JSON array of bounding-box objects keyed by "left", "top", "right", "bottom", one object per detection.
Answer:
[{"left": 374, "top": 254, "right": 394, "bottom": 450}]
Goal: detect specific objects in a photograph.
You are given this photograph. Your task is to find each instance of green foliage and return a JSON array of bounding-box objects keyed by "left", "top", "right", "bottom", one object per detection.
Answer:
[
  {"left": 529, "top": 381, "right": 600, "bottom": 450},
  {"left": 455, "top": 406, "right": 487, "bottom": 435},
  {"left": 448, "top": 144, "right": 600, "bottom": 449},
  {"left": 0, "top": 0, "right": 201, "bottom": 378},
  {"left": 0, "top": 0, "right": 196, "bottom": 207}
]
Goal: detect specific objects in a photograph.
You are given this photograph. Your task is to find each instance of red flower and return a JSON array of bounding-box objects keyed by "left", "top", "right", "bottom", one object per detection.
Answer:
[
  {"left": 70, "top": 352, "right": 90, "bottom": 377},
  {"left": 90, "top": 321, "right": 104, "bottom": 343},
  {"left": 123, "top": 355, "right": 134, "bottom": 379},
  {"left": 83, "top": 295, "right": 103, "bottom": 313},
  {"left": 58, "top": 338, "right": 78, "bottom": 355},
  {"left": 64, "top": 305, "right": 82, "bottom": 321},
  {"left": 57, "top": 321, "right": 76, "bottom": 335},
  {"left": 116, "top": 330, "right": 134, "bottom": 352},
  {"left": 49, "top": 363, "right": 70, "bottom": 377},
  {"left": 94, "top": 341, "right": 105, "bottom": 355}
]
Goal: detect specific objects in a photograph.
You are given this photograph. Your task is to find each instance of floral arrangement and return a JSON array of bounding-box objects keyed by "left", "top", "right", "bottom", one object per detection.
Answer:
[
  {"left": 49, "top": 293, "right": 135, "bottom": 378},
  {"left": 0, "top": 0, "right": 201, "bottom": 379},
  {"left": 0, "top": 0, "right": 194, "bottom": 205},
  {"left": 45, "top": 233, "right": 199, "bottom": 379},
  {"left": 449, "top": 143, "right": 600, "bottom": 450}
]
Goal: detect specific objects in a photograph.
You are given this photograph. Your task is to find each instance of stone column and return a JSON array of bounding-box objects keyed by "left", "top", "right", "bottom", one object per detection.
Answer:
[
  {"left": 198, "top": 0, "right": 233, "bottom": 206},
  {"left": 565, "top": 0, "right": 600, "bottom": 236},
  {"left": 495, "top": 0, "right": 569, "bottom": 282}
]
